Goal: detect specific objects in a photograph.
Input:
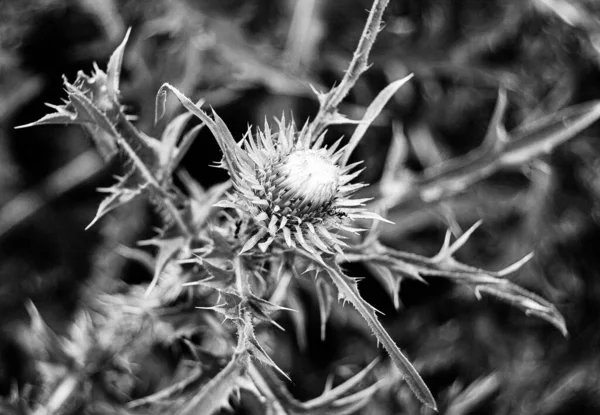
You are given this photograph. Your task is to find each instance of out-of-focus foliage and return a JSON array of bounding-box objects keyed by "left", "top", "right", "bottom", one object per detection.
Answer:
[{"left": 2, "top": 0, "right": 600, "bottom": 414}]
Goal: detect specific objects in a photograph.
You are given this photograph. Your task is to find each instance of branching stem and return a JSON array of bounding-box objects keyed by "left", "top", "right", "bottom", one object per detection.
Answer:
[{"left": 309, "top": 0, "right": 390, "bottom": 138}]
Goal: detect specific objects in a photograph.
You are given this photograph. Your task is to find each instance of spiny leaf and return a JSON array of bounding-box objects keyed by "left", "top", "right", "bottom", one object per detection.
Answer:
[
  {"left": 19, "top": 48, "right": 162, "bottom": 169},
  {"left": 344, "top": 240, "right": 427, "bottom": 310},
  {"left": 14, "top": 110, "right": 78, "bottom": 128},
  {"left": 15, "top": 74, "right": 116, "bottom": 134},
  {"left": 475, "top": 285, "right": 567, "bottom": 337},
  {"left": 248, "top": 295, "right": 294, "bottom": 331},
  {"left": 385, "top": 99, "right": 600, "bottom": 211},
  {"left": 369, "top": 229, "right": 567, "bottom": 336},
  {"left": 302, "top": 252, "right": 436, "bottom": 409},
  {"left": 65, "top": 84, "right": 119, "bottom": 135},
  {"left": 197, "top": 288, "right": 245, "bottom": 322},
  {"left": 86, "top": 170, "right": 144, "bottom": 229},
  {"left": 249, "top": 295, "right": 295, "bottom": 317},
  {"left": 155, "top": 83, "right": 253, "bottom": 183},
  {"left": 237, "top": 311, "right": 289, "bottom": 379},
  {"left": 501, "top": 100, "right": 600, "bottom": 166},
  {"left": 246, "top": 332, "right": 289, "bottom": 380},
  {"left": 201, "top": 259, "right": 235, "bottom": 286}
]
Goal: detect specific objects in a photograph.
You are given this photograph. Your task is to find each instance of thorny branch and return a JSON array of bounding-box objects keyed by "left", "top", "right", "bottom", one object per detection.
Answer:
[{"left": 309, "top": 0, "right": 390, "bottom": 138}]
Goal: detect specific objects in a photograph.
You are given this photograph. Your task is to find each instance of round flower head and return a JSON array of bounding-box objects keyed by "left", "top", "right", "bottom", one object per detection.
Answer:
[
  {"left": 153, "top": 85, "right": 387, "bottom": 256},
  {"left": 217, "top": 117, "right": 385, "bottom": 255}
]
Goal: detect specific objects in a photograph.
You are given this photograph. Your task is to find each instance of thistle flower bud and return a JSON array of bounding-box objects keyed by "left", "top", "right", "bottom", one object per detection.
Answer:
[
  {"left": 271, "top": 149, "right": 339, "bottom": 214},
  {"left": 213, "top": 117, "right": 387, "bottom": 255}
]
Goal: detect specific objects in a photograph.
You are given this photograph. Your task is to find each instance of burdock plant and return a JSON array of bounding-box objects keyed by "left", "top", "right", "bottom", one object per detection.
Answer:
[{"left": 13, "top": 0, "right": 600, "bottom": 413}]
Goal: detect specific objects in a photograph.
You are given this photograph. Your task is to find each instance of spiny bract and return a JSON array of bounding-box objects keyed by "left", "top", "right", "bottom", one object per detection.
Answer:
[{"left": 217, "top": 118, "right": 387, "bottom": 255}]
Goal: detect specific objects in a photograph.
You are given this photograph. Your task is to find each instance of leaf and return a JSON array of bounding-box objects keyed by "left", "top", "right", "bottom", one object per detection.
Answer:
[
  {"left": 159, "top": 112, "right": 193, "bottom": 173},
  {"left": 65, "top": 84, "right": 119, "bottom": 135},
  {"left": 155, "top": 83, "right": 253, "bottom": 182},
  {"left": 372, "top": 229, "right": 567, "bottom": 336},
  {"left": 383, "top": 100, "right": 600, "bottom": 213},
  {"left": 501, "top": 100, "right": 600, "bottom": 166},
  {"left": 341, "top": 74, "right": 414, "bottom": 165},
  {"left": 303, "top": 253, "right": 436, "bottom": 410},
  {"left": 86, "top": 170, "right": 144, "bottom": 229},
  {"left": 106, "top": 28, "right": 131, "bottom": 100},
  {"left": 284, "top": 291, "right": 308, "bottom": 351},
  {"left": 248, "top": 358, "right": 382, "bottom": 415},
  {"left": 139, "top": 235, "right": 188, "bottom": 296},
  {"left": 246, "top": 329, "right": 289, "bottom": 380},
  {"left": 206, "top": 227, "right": 236, "bottom": 258},
  {"left": 315, "top": 277, "right": 333, "bottom": 341},
  {"left": 170, "top": 123, "right": 205, "bottom": 173},
  {"left": 176, "top": 353, "right": 247, "bottom": 415},
  {"left": 14, "top": 109, "right": 78, "bottom": 128},
  {"left": 16, "top": 77, "right": 120, "bottom": 155},
  {"left": 18, "top": 48, "right": 162, "bottom": 168},
  {"left": 127, "top": 366, "right": 204, "bottom": 409},
  {"left": 198, "top": 289, "right": 245, "bottom": 322},
  {"left": 364, "top": 262, "right": 402, "bottom": 310},
  {"left": 24, "top": 301, "right": 76, "bottom": 367},
  {"left": 248, "top": 295, "right": 294, "bottom": 331},
  {"left": 240, "top": 228, "right": 269, "bottom": 254},
  {"left": 475, "top": 285, "right": 567, "bottom": 337},
  {"left": 201, "top": 259, "right": 235, "bottom": 286},
  {"left": 480, "top": 88, "right": 509, "bottom": 152},
  {"left": 180, "top": 176, "right": 231, "bottom": 230},
  {"left": 344, "top": 240, "right": 427, "bottom": 310},
  {"left": 446, "top": 373, "right": 500, "bottom": 415}
]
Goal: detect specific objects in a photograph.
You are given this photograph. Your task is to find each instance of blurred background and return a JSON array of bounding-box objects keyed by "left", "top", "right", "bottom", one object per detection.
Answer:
[{"left": 2, "top": 0, "right": 600, "bottom": 413}]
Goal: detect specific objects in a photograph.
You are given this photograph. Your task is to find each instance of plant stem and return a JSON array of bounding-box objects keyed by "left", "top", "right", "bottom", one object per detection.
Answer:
[{"left": 309, "top": 0, "right": 390, "bottom": 138}]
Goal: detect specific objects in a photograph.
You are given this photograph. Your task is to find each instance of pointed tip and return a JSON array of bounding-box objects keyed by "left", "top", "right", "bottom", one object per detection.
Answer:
[
  {"left": 85, "top": 213, "right": 103, "bottom": 230},
  {"left": 24, "top": 299, "right": 41, "bottom": 320},
  {"left": 123, "top": 26, "right": 132, "bottom": 43},
  {"left": 14, "top": 122, "right": 34, "bottom": 130},
  {"left": 497, "top": 252, "right": 535, "bottom": 277}
]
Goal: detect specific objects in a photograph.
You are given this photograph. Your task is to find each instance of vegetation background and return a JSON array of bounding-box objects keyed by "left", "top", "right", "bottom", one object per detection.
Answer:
[{"left": 2, "top": 0, "right": 600, "bottom": 413}]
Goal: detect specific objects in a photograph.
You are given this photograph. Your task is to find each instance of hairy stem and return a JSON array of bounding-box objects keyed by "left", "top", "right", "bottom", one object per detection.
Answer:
[{"left": 309, "top": 0, "right": 390, "bottom": 138}]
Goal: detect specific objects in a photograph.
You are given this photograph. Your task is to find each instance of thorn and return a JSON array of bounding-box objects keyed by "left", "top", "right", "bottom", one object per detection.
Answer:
[
  {"left": 496, "top": 252, "right": 534, "bottom": 277},
  {"left": 435, "top": 220, "right": 482, "bottom": 262}
]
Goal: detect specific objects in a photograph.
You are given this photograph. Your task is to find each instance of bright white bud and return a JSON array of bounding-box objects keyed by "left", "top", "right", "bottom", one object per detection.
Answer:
[{"left": 273, "top": 149, "right": 339, "bottom": 213}]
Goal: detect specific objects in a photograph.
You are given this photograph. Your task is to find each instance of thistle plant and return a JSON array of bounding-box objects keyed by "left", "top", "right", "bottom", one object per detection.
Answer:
[{"left": 11, "top": 0, "right": 600, "bottom": 413}]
